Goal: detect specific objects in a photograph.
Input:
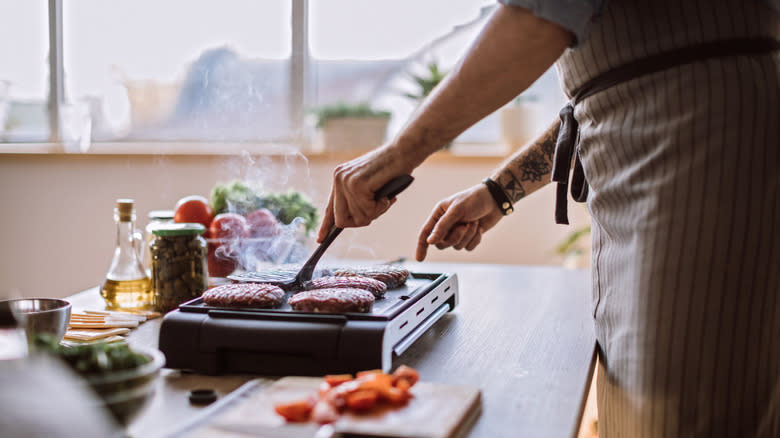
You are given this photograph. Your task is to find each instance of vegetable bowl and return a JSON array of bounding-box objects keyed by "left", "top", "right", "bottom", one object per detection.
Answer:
[
  {"left": 173, "top": 181, "right": 320, "bottom": 278},
  {"left": 32, "top": 337, "right": 166, "bottom": 426},
  {"left": 206, "top": 227, "right": 312, "bottom": 278},
  {"left": 84, "top": 345, "right": 165, "bottom": 426}
]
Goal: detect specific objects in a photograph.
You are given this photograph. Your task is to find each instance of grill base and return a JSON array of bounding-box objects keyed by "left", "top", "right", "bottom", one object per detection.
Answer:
[{"left": 158, "top": 272, "right": 458, "bottom": 375}]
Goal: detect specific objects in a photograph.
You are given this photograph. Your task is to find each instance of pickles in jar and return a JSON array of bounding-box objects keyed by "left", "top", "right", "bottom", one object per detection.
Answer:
[{"left": 150, "top": 223, "right": 208, "bottom": 312}]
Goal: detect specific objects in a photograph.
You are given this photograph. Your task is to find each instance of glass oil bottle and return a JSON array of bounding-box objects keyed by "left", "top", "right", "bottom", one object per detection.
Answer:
[{"left": 100, "top": 199, "right": 153, "bottom": 310}]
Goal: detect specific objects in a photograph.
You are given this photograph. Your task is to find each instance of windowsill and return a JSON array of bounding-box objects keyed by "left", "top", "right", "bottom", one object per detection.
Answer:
[{"left": 0, "top": 140, "right": 512, "bottom": 162}]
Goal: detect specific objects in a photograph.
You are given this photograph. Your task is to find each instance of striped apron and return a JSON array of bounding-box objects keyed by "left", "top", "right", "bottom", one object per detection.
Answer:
[{"left": 554, "top": 0, "right": 780, "bottom": 436}]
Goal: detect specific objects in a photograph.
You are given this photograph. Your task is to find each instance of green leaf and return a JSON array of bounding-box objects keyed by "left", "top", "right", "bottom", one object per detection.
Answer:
[{"left": 308, "top": 101, "right": 391, "bottom": 128}]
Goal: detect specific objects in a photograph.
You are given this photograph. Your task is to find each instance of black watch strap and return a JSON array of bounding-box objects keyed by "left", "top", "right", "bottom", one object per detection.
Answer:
[{"left": 483, "top": 177, "right": 514, "bottom": 215}]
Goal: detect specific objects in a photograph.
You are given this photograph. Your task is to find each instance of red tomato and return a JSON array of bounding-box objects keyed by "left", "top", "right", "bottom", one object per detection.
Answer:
[
  {"left": 344, "top": 389, "right": 379, "bottom": 412},
  {"left": 323, "top": 374, "right": 353, "bottom": 388},
  {"left": 245, "top": 208, "right": 281, "bottom": 238},
  {"left": 209, "top": 213, "right": 250, "bottom": 240},
  {"left": 174, "top": 195, "right": 213, "bottom": 229},
  {"left": 274, "top": 398, "right": 315, "bottom": 423},
  {"left": 207, "top": 242, "right": 237, "bottom": 277}
]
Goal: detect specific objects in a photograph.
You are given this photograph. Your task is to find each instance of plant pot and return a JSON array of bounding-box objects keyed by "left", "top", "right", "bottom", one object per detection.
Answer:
[
  {"left": 313, "top": 116, "right": 389, "bottom": 152},
  {"left": 499, "top": 102, "right": 542, "bottom": 150}
]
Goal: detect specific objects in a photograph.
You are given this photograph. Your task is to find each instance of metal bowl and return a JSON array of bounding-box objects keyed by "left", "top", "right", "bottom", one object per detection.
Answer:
[{"left": 6, "top": 298, "right": 72, "bottom": 343}]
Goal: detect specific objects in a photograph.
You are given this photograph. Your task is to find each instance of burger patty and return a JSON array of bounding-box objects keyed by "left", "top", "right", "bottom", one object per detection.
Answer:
[
  {"left": 333, "top": 265, "right": 410, "bottom": 289},
  {"left": 202, "top": 283, "right": 285, "bottom": 308},
  {"left": 288, "top": 288, "right": 375, "bottom": 313},
  {"left": 303, "top": 276, "right": 387, "bottom": 298}
]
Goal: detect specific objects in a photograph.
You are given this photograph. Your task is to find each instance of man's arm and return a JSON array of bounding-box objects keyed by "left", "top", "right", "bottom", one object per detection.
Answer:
[
  {"left": 395, "top": 6, "right": 571, "bottom": 168},
  {"left": 492, "top": 119, "right": 560, "bottom": 203},
  {"left": 319, "top": 4, "right": 572, "bottom": 239},
  {"left": 415, "top": 119, "right": 560, "bottom": 260}
]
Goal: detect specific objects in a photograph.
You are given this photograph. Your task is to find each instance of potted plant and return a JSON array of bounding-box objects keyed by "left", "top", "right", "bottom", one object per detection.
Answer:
[
  {"left": 499, "top": 93, "right": 542, "bottom": 150},
  {"left": 402, "top": 60, "right": 448, "bottom": 104},
  {"left": 401, "top": 60, "right": 451, "bottom": 149},
  {"left": 310, "top": 102, "right": 391, "bottom": 152}
]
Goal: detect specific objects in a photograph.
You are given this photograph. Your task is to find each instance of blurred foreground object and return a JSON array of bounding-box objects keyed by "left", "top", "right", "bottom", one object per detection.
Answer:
[{"left": 0, "top": 355, "right": 120, "bottom": 438}]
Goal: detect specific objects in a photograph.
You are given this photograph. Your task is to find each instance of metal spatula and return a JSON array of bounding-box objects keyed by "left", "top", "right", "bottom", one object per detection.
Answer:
[{"left": 237, "top": 174, "right": 414, "bottom": 290}]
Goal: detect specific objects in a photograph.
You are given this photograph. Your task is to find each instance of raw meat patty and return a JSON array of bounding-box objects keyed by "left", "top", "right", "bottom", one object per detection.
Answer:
[
  {"left": 333, "top": 265, "right": 410, "bottom": 289},
  {"left": 202, "top": 283, "right": 285, "bottom": 308},
  {"left": 303, "top": 276, "right": 387, "bottom": 298},
  {"left": 288, "top": 288, "right": 374, "bottom": 313}
]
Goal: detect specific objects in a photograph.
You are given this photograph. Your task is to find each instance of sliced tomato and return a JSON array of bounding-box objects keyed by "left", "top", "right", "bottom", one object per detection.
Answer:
[
  {"left": 274, "top": 398, "right": 314, "bottom": 422},
  {"left": 345, "top": 389, "right": 379, "bottom": 411},
  {"left": 324, "top": 374, "right": 354, "bottom": 387}
]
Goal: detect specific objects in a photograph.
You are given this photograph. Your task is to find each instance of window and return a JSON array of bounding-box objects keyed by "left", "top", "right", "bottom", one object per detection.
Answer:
[
  {"left": 0, "top": 0, "right": 50, "bottom": 142},
  {"left": 2, "top": 0, "right": 564, "bottom": 152},
  {"left": 64, "top": 0, "right": 292, "bottom": 142}
]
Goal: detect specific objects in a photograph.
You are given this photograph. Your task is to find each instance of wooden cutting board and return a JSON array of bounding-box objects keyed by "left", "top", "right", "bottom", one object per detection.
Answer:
[{"left": 190, "top": 377, "right": 481, "bottom": 438}]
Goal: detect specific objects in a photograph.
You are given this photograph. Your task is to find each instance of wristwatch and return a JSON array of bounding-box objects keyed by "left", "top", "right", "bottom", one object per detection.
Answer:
[{"left": 482, "top": 177, "right": 514, "bottom": 215}]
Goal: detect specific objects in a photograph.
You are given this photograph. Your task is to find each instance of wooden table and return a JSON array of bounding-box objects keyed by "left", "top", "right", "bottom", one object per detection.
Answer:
[{"left": 68, "top": 262, "right": 596, "bottom": 438}]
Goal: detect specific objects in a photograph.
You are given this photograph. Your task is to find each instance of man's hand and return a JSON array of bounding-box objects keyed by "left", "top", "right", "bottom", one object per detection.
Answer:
[
  {"left": 416, "top": 184, "right": 504, "bottom": 261},
  {"left": 317, "top": 145, "right": 414, "bottom": 243}
]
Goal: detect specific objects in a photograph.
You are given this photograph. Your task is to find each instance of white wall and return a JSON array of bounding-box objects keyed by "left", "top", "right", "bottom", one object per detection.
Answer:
[{"left": 0, "top": 151, "right": 590, "bottom": 299}]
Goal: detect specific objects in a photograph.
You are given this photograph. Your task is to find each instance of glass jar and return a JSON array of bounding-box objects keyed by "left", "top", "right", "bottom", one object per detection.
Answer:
[
  {"left": 144, "top": 210, "right": 175, "bottom": 276},
  {"left": 150, "top": 223, "right": 208, "bottom": 313},
  {"left": 100, "top": 199, "right": 153, "bottom": 310}
]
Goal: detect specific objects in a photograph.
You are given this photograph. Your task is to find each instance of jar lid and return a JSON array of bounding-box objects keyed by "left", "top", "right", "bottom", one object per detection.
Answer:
[
  {"left": 152, "top": 223, "right": 206, "bottom": 236},
  {"left": 148, "top": 209, "right": 175, "bottom": 220}
]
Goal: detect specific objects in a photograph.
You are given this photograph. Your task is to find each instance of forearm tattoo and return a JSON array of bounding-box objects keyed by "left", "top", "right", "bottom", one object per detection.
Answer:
[
  {"left": 495, "top": 173, "right": 526, "bottom": 202},
  {"left": 496, "top": 121, "right": 560, "bottom": 203}
]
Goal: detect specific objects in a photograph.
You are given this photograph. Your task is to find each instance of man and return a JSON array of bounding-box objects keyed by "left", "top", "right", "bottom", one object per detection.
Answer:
[{"left": 318, "top": 1, "right": 779, "bottom": 436}]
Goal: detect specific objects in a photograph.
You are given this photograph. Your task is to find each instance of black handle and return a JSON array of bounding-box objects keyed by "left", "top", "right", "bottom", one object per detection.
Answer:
[
  {"left": 374, "top": 175, "right": 414, "bottom": 201},
  {"left": 296, "top": 175, "right": 414, "bottom": 285}
]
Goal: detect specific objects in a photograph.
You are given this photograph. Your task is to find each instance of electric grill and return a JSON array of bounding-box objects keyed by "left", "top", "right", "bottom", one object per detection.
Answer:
[{"left": 158, "top": 271, "right": 458, "bottom": 376}]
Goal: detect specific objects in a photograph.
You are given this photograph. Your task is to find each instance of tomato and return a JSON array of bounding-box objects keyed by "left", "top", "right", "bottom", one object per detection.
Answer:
[
  {"left": 323, "top": 374, "right": 353, "bottom": 388},
  {"left": 274, "top": 398, "right": 315, "bottom": 422},
  {"left": 344, "top": 389, "right": 379, "bottom": 411},
  {"left": 174, "top": 195, "right": 213, "bottom": 229},
  {"left": 209, "top": 213, "right": 250, "bottom": 240},
  {"left": 207, "top": 241, "right": 238, "bottom": 277},
  {"left": 245, "top": 208, "right": 281, "bottom": 238}
]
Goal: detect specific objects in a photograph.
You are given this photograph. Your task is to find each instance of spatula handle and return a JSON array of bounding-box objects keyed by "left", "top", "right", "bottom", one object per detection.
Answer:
[
  {"left": 374, "top": 175, "right": 414, "bottom": 201},
  {"left": 297, "top": 175, "right": 414, "bottom": 285}
]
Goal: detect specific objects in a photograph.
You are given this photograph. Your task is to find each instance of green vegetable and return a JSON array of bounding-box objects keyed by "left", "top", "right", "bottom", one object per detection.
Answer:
[
  {"left": 210, "top": 180, "right": 320, "bottom": 234},
  {"left": 32, "top": 334, "right": 151, "bottom": 374},
  {"left": 310, "top": 102, "right": 391, "bottom": 128},
  {"left": 210, "top": 180, "right": 264, "bottom": 215},
  {"left": 257, "top": 191, "right": 319, "bottom": 234}
]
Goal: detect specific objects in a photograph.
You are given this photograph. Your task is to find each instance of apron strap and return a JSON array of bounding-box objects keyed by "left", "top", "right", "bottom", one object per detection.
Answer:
[
  {"left": 551, "top": 104, "right": 579, "bottom": 224},
  {"left": 550, "top": 37, "right": 779, "bottom": 225}
]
